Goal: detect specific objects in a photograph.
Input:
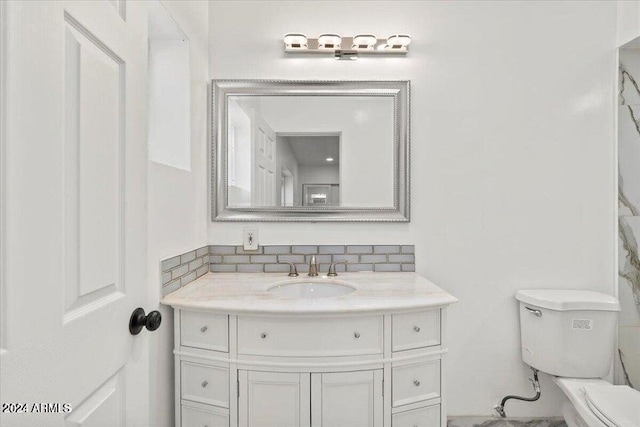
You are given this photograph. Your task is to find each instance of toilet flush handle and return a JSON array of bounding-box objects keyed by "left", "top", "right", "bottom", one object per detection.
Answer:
[{"left": 524, "top": 306, "right": 542, "bottom": 317}]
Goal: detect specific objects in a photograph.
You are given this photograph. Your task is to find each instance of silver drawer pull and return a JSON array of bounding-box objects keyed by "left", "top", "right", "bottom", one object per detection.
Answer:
[
  {"left": 261, "top": 332, "right": 267, "bottom": 339},
  {"left": 354, "top": 332, "right": 361, "bottom": 339},
  {"left": 525, "top": 306, "right": 542, "bottom": 317},
  {"left": 413, "top": 380, "right": 421, "bottom": 387},
  {"left": 200, "top": 326, "right": 208, "bottom": 333},
  {"left": 413, "top": 326, "right": 421, "bottom": 332},
  {"left": 201, "top": 380, "right": 208, "bottom": 388}
]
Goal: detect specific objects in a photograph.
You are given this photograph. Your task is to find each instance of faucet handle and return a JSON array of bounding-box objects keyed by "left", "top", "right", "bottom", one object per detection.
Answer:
[
  {"left": 327, "top": 260, "right": 347, "bottom": 277},
  {"left": 279, "top": 261, "right": 299, "bottom": 277}
]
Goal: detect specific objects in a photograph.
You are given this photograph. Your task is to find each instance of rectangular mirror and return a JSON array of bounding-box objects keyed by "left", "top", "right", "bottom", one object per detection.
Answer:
[{"left": 211, "top": 80, "right": 410, "bottom": 222}]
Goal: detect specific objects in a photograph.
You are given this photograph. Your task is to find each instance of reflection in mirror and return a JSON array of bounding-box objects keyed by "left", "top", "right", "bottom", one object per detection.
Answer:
[{"left": 226, "top": 95, "right": 395, "bottom": 208}]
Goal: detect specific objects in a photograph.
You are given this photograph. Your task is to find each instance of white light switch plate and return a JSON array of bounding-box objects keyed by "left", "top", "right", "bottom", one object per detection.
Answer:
[{"left": 243, "top": 227, "right": 259, "bottom": 251}]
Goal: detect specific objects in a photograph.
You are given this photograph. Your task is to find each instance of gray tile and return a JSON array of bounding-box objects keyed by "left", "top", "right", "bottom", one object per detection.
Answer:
[
  {"left": 181, "top": 250, "right": 196, "bottom": 264},
  {"left": 162, "top": 279, "right": 182, "bottom": 296},
  {"left": 223, "top": 255, "right": 250, "bottom": 264},
  {"left": 196, "top": 246, "right": 209, "bottom": 257},
  {"left": 360, "top": 254, "right": 387, "bottom": 263},
  {"left": 196, "top": 265, "right": 209, "bottom": 278},
  {"left": 332, "top": 254, "right": 359, "bottom": 263},
  {"left": 401, "top": 263, "right": 416, "bottom": 272},
  {"left": 211, "top": 264, "right": 236, "bottom": 272},
  {"left": 320, "top": 263, "right": 346, "bottom": 273},
  {"left": 181, "top": 271, "right": 197, "bottom": 286},
  {"left": 201, "top": 254, "right": 210, "bottom": 265},
  {"left": 291, "top": 245, "right": 318, "bottom": 254},
  {"left": 278, "top": 254, "right": 305, "bottom": 263},
  {"left": 265, "top": 263, "right": 291, "bottom": 273},
  {"left": 189, "top": 257, "right": 204, "bottom": 271},
  {"left": 251, "top": 255, "right": 277, "bottom": 263},
  {"left": 295, "top": 263, "right": 310, "bottom": 273},
  {"left": 346, "top": 263, "right": 374, "bottom": 272},
  {"left": 171, "top": 264, "right": 188, "bottom": 279},
  {"left": 235, "top": 245, "right": 263, "bottom": 255},
  {"left": 161, "top": 271, "right": 172, "bottom": 285},
  {"left": 209, "top": 255, "right": 222, "bottom": 264},
  {"left": 305, "top": 254, "right": 332, "bottom": 264},
  {"left": 264, "top": 245, "right": 291, "bottom": 254},
  {"left": 389, "top": 254, "right": 415, "bottom": 263},
  {"left": 237, "top": 264, "right": 264, "bottom": 273},
  {"left": 347, "top": 245, "right": 373, "bottom": 254},
  {"left": 374, "top": 263, "right": 401, "bottom": 272},
  {"left": 374, "top": 245, "right": 400, "bottom": 254},
  {"left": 401, "top": 245, "right": 415, "bottom": 254},
  {"left": 161, "top": 255, "right": 180, "bottom": 271},
  {"left": 319, "top": 245, "right": 345, "bottom": 254},
  {"left": 209, "top": 245, "right": 235, "bottom": 255}
]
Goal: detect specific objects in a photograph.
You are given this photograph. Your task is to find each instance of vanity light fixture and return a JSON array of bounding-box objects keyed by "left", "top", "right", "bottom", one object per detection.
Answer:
[
  {"left": 283, "top": 33, "right": 411, "bottom": 57},
  {"left": 283, "top": 33, "right": 308, "bottom": 50},
  {"left": 326, "top": 157, "right": 334, "bottom": 162}
]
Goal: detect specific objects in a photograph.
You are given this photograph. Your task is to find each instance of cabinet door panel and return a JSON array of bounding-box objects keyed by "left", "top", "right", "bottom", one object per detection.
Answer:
[
  {"left": 311, "top": 370, "right": 383, "bottom": 427},
  {"left": 238, "top": 371, "right": 310, "bottom": 427}
]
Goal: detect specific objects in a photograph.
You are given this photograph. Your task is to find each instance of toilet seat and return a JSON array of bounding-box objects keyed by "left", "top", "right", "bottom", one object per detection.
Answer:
[
  {"left": 583, "top": 382, "right": 640, "bottom": 427},
  {"left": 552, "top": 377, "right": 639, "bottom": 427}
]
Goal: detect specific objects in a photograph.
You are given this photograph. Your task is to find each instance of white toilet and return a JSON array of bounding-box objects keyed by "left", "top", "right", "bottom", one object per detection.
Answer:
[{"left": 516, "top": 290, "right": 640, "bottom": 427}]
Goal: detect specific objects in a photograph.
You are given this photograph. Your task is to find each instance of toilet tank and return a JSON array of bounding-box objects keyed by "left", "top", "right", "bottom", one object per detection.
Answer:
[{"left": 516, "top": 290, "right": 620, "bottom": 378}]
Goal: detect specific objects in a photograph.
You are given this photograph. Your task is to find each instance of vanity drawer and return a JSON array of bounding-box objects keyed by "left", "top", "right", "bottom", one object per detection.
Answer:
[
  {"left": 181, "top": 403, "right": 229, "bottom": 427},
  {"left": 392, "top": 404, "right": 440, "bottom": 427},
  {"left": 181, "top": 311, "right": 228, "bottom": 352},
  {"left": 237, "top": 315, "right": 383, "bottom": 357},
  {"left": 181, "top": 361, "right": 229, "bottom": 408},
  {"left": 392, "top": 359, "right": 441, "bottom": 407},
  {"left": 392, "top": 310, "right": 440, "bottom": 352}
]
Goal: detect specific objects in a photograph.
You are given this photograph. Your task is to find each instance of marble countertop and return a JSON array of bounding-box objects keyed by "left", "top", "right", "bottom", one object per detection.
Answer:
[{"left": 161, "top": 272, "right": 458, "bottom": 315}]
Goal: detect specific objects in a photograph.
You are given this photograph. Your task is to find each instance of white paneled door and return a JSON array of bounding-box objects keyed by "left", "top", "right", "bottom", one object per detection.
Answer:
[
  {"left": 251, "top": 111, "right": 277, "bottom": 206},
  {"left": 1, "top": 1, "right": 149, "bottom": 426}
]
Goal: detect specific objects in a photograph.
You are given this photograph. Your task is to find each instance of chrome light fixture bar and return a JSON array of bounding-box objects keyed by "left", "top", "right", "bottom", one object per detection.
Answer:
[{"left": 283, "top": 33, "right": 411, "bottom": 58}]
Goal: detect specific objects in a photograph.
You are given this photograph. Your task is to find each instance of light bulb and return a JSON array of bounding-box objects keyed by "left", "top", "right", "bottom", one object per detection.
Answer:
[
  {"left": 386, "top": 34, "right": 411, "bottom": 49},
  {"left": 284, "top": 33, "right": 308, "bottom": 50},
  {"left": 352, "top": 34, "right": 377, "bottom": 50},
  {"left": 318, "top": 33, "right": 342, "bottom": 50}
]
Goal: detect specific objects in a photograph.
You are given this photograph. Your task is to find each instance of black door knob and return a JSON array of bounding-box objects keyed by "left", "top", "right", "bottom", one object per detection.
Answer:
[{"left": 129, "top": 307, "right": 162, "bottom": 335}]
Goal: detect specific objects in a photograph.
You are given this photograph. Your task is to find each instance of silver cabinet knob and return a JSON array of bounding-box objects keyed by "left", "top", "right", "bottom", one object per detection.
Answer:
[
  {"left": 413, "top": 380, "right": 421, "bottom": 387},
  {"left": 200, "top": 326, "right": 208, "bottom": 333},
  {"left": 261, "top": 332, "right": 267, "bottom": 339},
  {"left": 354, "top": 332, "right": 361, "bottom": 338},
  {"left": 413, "top": 326, "right": 420, "bottom": 332},
  {"left": 201, "top": 380, "right": 208, "bottom": 388}
]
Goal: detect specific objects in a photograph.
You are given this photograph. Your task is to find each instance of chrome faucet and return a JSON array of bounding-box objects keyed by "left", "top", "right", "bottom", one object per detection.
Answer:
[{"left": 308, "top": 255, "right": 319, "bottom": 277}]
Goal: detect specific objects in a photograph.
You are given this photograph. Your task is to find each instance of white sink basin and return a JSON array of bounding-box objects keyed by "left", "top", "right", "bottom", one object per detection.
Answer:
[{"left": 267, "top": 280, "right": 357, "bottom": 299}]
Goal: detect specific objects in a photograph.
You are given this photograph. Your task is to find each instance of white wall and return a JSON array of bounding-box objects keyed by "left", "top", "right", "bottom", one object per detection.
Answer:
[
  {"left": 209, "top": 1, "right": 617, "bottom": 417},
  {"left": 148, "top": 2, "right": 209, "bottom": 426},
  {"left": 148, "top": 40, "right": 191, "bottom": 170},
  {"left": 618, "top": 0, "right": 640, "bottom": 46}
]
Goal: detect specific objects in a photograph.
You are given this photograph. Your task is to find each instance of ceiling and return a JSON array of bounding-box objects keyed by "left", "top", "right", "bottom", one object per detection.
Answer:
[{"left": 280, "top": 135, "right": 340, "bottom": 167}]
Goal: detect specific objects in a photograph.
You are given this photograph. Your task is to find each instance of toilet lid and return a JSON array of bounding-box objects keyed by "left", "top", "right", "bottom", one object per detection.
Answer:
[{"left": 583, "top": 383, "right": 640, "bottom": 427}]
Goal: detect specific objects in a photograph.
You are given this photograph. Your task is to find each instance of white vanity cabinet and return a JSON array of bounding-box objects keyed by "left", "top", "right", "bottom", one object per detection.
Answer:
[{"left": 172, "top": 308, "right": 449, "bottom": 427}]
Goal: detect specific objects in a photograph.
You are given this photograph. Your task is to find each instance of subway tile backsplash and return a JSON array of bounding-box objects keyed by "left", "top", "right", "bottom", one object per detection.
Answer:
[
  {"left": 209, "top": 245, "right": 415, "bottom": 274},
  {"left": 161, "top": 244, "right": 415, "bottom": 295}
]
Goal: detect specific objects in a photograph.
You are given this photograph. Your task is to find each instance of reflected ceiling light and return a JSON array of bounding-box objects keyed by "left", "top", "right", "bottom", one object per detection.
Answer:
[
  {"left": 326, "top": 157, "right": 334, "bottom": 162},
  {"left": 352, "top": 34, "right": 377, "bottom": 50},
  {"left": 318, "top": 33, "right": 342, "bottom": 50},
  {"left": 386, "top": 34, "right": 411, "bottom": 50},
  {"left": 283, "top": 33, "right": 308, "bottom": 50}
]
